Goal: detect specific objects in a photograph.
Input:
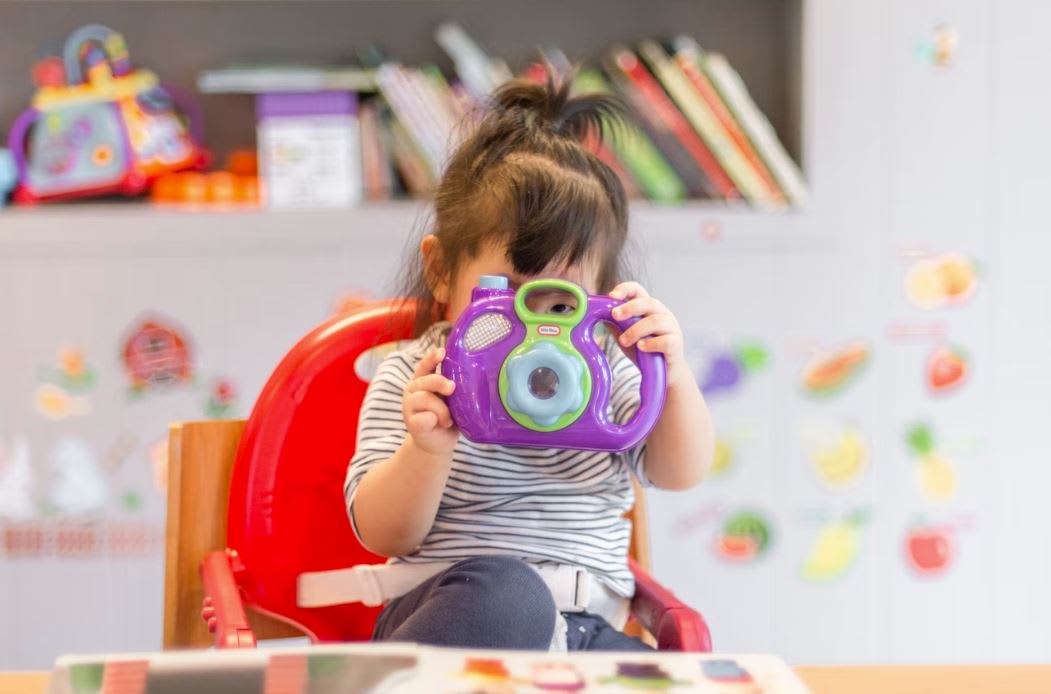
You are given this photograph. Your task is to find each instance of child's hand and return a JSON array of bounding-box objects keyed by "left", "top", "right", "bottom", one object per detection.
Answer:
[
  {"left": 609, "top": 282, "right": 692, "bottom": 388},
  {"left": 403, "top": 347, "right": 459, "bottom": 455}
]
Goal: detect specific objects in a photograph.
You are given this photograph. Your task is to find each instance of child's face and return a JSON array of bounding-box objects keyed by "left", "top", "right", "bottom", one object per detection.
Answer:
[{"left": 428, "top": 238, "right": 600, "bottom": 322}]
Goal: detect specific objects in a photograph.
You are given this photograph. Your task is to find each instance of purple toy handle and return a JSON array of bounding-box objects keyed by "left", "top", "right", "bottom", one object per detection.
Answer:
[
  {"left": 578, "top": 295, "right": 667, "bottom": 450},
  {"left": 161, "top": 81, "right": 207, "bottom": 146},
  {"left": 7, "top": 107, "right": 39, "bottom": 180}
]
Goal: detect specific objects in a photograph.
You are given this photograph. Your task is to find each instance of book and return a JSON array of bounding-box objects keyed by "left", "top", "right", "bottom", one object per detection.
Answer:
[
  {"left": 435, "top": 21, "right": 513, "bottom": 102},
  {"left": 359, "top": 100, "right": 393, "bottom": 201},
  {"left": 48, "top": 644, "right": 814, "bottom": 694},
  {"left": 375, "top": 63, "right": 447, "bottom": 180},
  {"left": 383, "top": 108, "right": 435, "bottom": 196},
  {"left": 605, "top": 46, "right": 739, "bottom": 201},
  {"left": 197, "top": 65, "right": 375, "bottom": 94},
  {"left": 573, "top": 69, "right": 687, "bottom": 203},
  {"left": 670, "top": 36, "right": 786, "bottom": 205},
  {"left": 703, "top": 52, "right": 809, "bottom": 207},
  {"left": 637, "top": 40, "right": 779, "bottom": 208},
  {"left": 256, "top": 91, "right": 362, "bottom": 209}
]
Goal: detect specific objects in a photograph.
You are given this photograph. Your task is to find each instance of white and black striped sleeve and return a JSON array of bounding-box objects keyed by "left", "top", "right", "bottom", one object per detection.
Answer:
[
  {"left": 343, "top": 350, "right": 415, "bottom": 539},
  {"left": 608, "top": 349, "right": 651, "bottom": 487}
]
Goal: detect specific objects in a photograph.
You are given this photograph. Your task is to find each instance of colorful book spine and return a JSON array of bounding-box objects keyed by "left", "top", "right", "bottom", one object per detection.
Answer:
[
  {"left": 573, "top": 69, "right": 686, "bottom": 203},
  {"left": 359, "top": 100, "right": 393, "bottom": 201},
  {"left": 602, "top": 51, "right": 713, "bottom": 198},
  {"left": 637, "top": 40, "right": 777, "bottom": 207},
  {"left": 383, "top": 108, "right": 435, "bottom": 196},
  {"left": 605, "top": 46, "right": 738, "bottom": 201},
  {"left": 669, "top": 36, "right": 786, "bottom": 206},
  {"left": 703, "top": 52, "right": 809, "bottom": 207},
  {"left": 375, "top": 64, "right": 445, "bottom": 179}
]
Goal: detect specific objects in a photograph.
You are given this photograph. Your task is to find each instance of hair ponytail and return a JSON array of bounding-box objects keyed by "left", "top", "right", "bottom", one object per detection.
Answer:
[
  {"left": 399, "top": 64, "right": 633, "bottom": 336},
  {"left": 488, "top": 68, "right": 627, "bottom": 143}
]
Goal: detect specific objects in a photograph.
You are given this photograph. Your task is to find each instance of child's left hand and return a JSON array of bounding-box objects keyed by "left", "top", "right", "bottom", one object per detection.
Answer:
[{"left": 609, "top": 282, "right": 692, "bottom": 388}]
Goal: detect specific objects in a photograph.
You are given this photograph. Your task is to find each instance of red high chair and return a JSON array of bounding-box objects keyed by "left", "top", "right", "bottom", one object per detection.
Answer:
[{"left": 162, "top": 301, "right": 711, "bottom": 652}]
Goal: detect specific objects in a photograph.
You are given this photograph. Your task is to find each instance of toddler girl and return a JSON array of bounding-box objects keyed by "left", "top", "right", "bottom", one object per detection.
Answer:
[{"left": 345, "top": 72, "right": 714, "bottom": 651}]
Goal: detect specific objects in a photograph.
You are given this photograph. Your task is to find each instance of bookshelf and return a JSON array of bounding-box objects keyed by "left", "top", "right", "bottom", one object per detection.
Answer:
[
  {"left": 0, "top": 0, "right": 805, "bottom": 178},
  {"left": 0, "top": 200, "right": 828, "bottom": 260}
]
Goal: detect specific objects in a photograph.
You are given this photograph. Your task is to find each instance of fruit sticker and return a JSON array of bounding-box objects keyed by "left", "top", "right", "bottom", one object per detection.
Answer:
[
  {"left": 699, "top": 340, "right": 769, "bottom": 398},
  {"left": 906, "top": 423, "right": 959, "bottom": 503},
  {"left": 926, "top": 346, "right": 969, "bottom": 394},
  {"left": 809, "top": 426, "right": 869, "bottom": 490},
  {"left": 713, "top": 510, "right": 772, "bottom": 564},
  {"left": 904, "top": 522, "right": 955, "bottom": 577},
  {"left": 710, "top": 438, "right": 736, "bottom": 479},
  {"left": 33, "top": 348, "right": 97, "bottom": 420},
  {"left": 531, "top": 663, "right": 586, "bottom": 692},
  {"left": 204, "top": 377, "right": 238, "bottom": 418},
  {"left": 800, "top": 509, "right": 869, "bottom": 583},
  {"left": 121, "top": 317, "right": 194, "bottom": 394},
  {"left": 904, "top": 252, "right": 977, "bottom": 310},
  {"left": 599, "top": 663, "right": 690, "bottom": 691},
  {"left": 914, "top": 23, "right": 959, "bottom": 70},
  {"left": 453, "top": 658, "right": 521, "bottom": 693},
  {"left": 700, "top": 659, "right": 753, "bottom": 683},
  {"left": 800, "top": 340, "right": 870, "bottom": 397}
]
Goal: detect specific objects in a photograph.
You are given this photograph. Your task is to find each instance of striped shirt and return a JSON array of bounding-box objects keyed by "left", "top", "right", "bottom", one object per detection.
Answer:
[{"left": 344, "top": 322, "right": 649, "bottom": 597}]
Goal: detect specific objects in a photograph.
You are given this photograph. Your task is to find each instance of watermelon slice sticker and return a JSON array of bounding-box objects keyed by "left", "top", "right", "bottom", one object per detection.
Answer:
[
  {"left": 713, "top": 510, "right": 772, "bottom": 564},
  {"left": 800, "top": 340, "right": 870, "bottom": 396}
]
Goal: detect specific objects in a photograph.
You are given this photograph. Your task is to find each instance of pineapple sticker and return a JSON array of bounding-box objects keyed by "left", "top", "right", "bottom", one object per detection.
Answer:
[
  {"left": 800, "top": 509, "right": 869, "bottom": 582},
  {"left": 906, "top": 422, "right": 959, "bottom": 503}
]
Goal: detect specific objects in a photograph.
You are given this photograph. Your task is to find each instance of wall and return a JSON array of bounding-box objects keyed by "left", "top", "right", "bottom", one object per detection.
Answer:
[{"left": 2, "top": 0, "right": 1051, "bottom": 670}]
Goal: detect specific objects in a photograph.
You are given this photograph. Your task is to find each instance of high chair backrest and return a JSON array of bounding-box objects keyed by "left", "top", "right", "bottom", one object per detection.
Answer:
[{"left": 224, "top": 301, "right": 416, "bottom": 642}]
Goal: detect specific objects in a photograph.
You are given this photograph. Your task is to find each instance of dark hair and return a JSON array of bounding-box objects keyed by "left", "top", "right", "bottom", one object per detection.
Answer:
[{"left": 399, "top": 67, "right": 632, "bottom": 335}]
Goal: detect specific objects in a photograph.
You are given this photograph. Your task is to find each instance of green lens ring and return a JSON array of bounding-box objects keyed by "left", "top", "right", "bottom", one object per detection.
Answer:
[{"left": 513, "top": 279, "right": 588, "bottom": 329}]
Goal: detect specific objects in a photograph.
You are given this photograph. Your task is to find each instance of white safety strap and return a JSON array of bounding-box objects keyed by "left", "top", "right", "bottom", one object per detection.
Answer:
[{"left": 296, "top": 561, "right": 627, "bottom": 627}]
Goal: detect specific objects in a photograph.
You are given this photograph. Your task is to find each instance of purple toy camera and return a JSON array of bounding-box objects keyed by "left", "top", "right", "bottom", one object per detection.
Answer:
[{"left": 442, "top": 276, "right": 666, "bottom": 452}]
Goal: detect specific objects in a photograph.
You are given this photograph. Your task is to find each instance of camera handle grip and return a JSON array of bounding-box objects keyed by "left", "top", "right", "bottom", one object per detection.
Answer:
[{"left": 580, "top": 296, "right": 667, "bottom": 451}]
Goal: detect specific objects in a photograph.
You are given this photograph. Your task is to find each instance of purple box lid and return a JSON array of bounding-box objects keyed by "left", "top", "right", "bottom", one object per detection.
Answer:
[{"left": 256, "top": 91, "right": 357, "bottom": 119}]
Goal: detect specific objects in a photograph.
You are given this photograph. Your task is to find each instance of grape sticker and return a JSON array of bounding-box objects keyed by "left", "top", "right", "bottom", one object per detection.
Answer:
[{"left": 698, "top": 340, "right": 769, "bottom": 398}]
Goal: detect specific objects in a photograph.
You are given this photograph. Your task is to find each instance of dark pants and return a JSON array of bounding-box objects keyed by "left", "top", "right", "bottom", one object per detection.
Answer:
[{"left": 372, "top": 556, "right": 652, "bottom": 651}]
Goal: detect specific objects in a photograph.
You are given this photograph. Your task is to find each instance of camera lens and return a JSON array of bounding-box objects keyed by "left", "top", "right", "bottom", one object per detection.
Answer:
[{"left": 528, "top": 366, "right": 559, "bottom": 400}]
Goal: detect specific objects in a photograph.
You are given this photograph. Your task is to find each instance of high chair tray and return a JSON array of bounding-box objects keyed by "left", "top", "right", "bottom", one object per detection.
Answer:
[{"left": 47, "top": 643, "right": 810, "bottom": 693}]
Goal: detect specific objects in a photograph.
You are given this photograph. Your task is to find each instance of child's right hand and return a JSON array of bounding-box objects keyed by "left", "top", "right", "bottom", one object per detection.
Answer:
[{"left": 403, "top": 347, "right": 459, "bottom": 455}]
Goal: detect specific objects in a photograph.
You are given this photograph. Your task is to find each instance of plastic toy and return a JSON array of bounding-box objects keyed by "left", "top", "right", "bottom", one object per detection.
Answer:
[
  {"left": 7, "top": 24, "right": 207, "bottom": 204},
  {"left": 443, "top": 276, "right": 666, "bottom": 452},
  {"left": 0, "top": 149, "right": 16, "bottom": 206},
  {"left": 151, "top": 149, "right": 259, "bottom": 206}
]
